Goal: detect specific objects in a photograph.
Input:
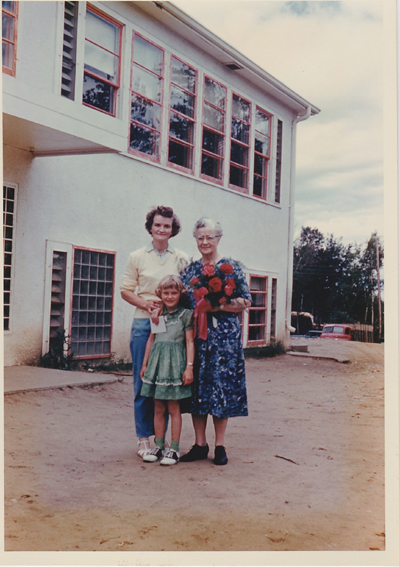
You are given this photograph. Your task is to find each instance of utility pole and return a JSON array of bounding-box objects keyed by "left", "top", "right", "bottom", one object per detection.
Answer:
[{"left": 376, "top": 239, "right": 382, "bottom": 342}]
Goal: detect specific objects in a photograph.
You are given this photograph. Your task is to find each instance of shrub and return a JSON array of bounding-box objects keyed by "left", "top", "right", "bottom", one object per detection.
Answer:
[
  {"left": 244, "top": 341, "right": 286, "bottom": 359},
  {"left": 39, "top": 331, "right": 75, "bottom": 370}
]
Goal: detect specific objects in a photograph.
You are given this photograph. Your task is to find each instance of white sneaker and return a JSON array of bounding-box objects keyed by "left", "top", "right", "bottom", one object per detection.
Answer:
[
  {"left": 137, "top": 438, "right": 151, "bottom": 458},
  {"left": 143, "top": 446, "right": 164, "bottom": 463},
  {"left": 160, "top": 448, "right": 180, "bottom": 465}
]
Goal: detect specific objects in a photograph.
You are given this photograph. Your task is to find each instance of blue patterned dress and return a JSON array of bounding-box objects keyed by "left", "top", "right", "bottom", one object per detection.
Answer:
[{"left": 181, "top": 258, "right": 252, "bottom": 418}]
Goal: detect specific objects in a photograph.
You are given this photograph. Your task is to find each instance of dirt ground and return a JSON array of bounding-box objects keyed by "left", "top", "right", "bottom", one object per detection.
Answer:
[{"left": 4, "top": 342, "right": 385, "bottom": 552}]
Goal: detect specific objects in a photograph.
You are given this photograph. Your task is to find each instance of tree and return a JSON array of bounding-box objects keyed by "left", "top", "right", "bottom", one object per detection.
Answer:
[{"left": 292, "top": 227, "right": 384, "bottom": 338}]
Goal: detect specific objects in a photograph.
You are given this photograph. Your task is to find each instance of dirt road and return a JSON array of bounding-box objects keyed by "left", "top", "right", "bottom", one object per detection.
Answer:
[{"left": 4, "top": 343, "right": 385, "bottom": 552}]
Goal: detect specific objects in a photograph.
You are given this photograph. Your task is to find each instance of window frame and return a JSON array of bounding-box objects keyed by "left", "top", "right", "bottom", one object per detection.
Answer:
[
  {"left": 252, "top": 106, "right": 272, "bottom": 201},
  {"left": 167, "top": 54, "right": 198, "bottom": 175},
  {"left": 247, "top": 274, "right": 268, "bottom": 345},
  {"left": 82, "top": 3, "right": 123, "bottom": 117},
  {"left": 229, "top": 91, "right": 251, "bottom": 195},
  {"left": 3, "top": 183, "right": 17, "bottom": 333},
  {"left": 129, "top": 32, "right": 165, "bottom": 163},
  {"left": 69, "top": 245, "right": 116, "bottom": 360},
  {"left": 275, "top": 119, "right": 283, "bottom": 204},
  {"left": 200, "top": 74, "right": 227, "bottom": 186},
  {"left": 2, "top": 1, "right": 18, "bottom": 77}
]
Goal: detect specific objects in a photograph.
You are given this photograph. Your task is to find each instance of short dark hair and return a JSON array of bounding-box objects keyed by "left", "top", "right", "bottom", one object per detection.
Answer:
[{"left": 145, "top": 206, "right": 181, "bottom": 237}]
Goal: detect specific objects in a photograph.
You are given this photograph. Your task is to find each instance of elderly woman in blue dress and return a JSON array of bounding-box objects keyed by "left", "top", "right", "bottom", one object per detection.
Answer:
[{"left": 180, "top": 218, "right": 252, "bottom": 465}]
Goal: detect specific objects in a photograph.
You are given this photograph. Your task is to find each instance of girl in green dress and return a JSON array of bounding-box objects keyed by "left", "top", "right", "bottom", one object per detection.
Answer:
[{"left": 140, "top": 275, "right": 194, "bottom": 465}]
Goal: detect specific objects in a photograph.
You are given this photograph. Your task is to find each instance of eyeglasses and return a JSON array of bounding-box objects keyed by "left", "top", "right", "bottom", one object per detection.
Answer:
[{"left": 195, "top": 235, "right": 217, "bottom": 242}]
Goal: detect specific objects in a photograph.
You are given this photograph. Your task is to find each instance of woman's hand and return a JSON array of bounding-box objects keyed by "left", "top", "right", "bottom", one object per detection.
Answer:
[
  {"left": 150, "top": 305, "right": 162, "bottom": 325},
  {"left": 182, "top": 365, "right": 194, "bottom": 385}
]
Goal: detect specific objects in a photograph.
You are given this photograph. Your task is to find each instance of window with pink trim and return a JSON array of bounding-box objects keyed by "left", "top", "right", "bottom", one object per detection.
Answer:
[
  {"left": 168, "top": 56, "right": 197, "bottom": 171},
  {"left": 130, "top": 34, "right": 164, "bottom": 158},
  {"left": 253, "top": 108, "right": 271, "bottom": 200},
  {"left": 229, "top": 94, "right": 251, "bottom": 192},
  {"left": 2, "top": 1, "right": 18, "bottom": 76},
  {"left": 248, "top": 275, "right": 267, "bottom": 343},
  {"left": 70, "top": 248, "right": 115, "bottom": 358},
  {"left": 82, "top": 5, "right": 122, "bottom": 116},
  {"left": 201, "top": 76, "right": 226, "bottom": 182}
]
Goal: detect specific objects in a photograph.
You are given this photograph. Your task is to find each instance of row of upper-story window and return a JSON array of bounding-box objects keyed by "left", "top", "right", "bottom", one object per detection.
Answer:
[{"left": 2, "top": 1, "right": 283, "bottom": 204}]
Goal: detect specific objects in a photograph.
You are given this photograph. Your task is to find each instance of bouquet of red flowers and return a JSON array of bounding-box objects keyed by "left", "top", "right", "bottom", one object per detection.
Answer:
[{"left": 189, "top": 261, "right": 238, "bottom": 308}]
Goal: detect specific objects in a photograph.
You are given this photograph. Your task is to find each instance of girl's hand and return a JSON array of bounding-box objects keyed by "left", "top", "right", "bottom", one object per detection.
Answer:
[
  {"left": 182, "top": 366, "right": 193, "bottom": 385},
  {"left": 140, "top": 366, "right": 146, "bottom": 380}
]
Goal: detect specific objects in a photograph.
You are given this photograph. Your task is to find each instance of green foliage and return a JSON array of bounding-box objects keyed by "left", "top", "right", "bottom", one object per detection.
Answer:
[
  {"left": 39, "top": 331, "right": 75, "bottom": 370},
  {"left": 245, "top": 341, "right": 286, "bottom": 359},
  {"left": 81, "top": 355, "right": 132, "bottom": 373},
  {"left": 293, "top": 228, "right": 384, "bottom": 335}
]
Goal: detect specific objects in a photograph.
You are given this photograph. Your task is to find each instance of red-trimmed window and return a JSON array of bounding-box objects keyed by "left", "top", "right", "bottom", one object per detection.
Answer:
[
  {"left": 201, "top": 76, "right": 226, "bottom": 182},
  {"left": 275, "top": 119, "right": 283, "bottom": 203},
  {"left": 229, "top": 93, "right": 251, "bottom": 192},
  {"left": 248, "top": 275, "right": 267, "bottom": 343},
  {"left": 253, "top": 108, "right": 272, "bottom": 200},
  {"left": 130, "top": 34, "right": 164, "bottom": 158},
  {"left": 82, "top": 5, "right": 122, "bottom": 116},
  {"left": 168, "top": 56, "right": 197, "bottom": 172},
  {"left": 70, "top": 248, "right": 115, "bottom": 358},
  {"left": 2, "top": 1, "right": 18, "bottom": 76}
]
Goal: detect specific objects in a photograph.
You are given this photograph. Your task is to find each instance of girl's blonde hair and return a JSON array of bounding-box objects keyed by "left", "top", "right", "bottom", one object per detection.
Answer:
[{"left": 155, "top": 275, "right": 187, "bottom": 299}]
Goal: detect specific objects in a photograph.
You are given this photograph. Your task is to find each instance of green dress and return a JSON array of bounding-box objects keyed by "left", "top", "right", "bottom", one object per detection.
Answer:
[{"left": 141, "top": 306, "right": 194, "bottom": 400}]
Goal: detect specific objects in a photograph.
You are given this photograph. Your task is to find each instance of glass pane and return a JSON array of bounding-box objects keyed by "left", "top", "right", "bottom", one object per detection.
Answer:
[
  {"left": 254, "top": 154, "right": 266, "bottom": 176},
  {"left": 232, "top": 95, "right": 250, "bottom": 121},
  {"left": 2, "top": 2, "right": 16, "bottom": 13},
  {"left": 249, "top": 326, "right": 265, "bottom": 341},
  {"left": 253, "top": 175, "right": 265, "bottom": 198},
  {"left": 170, "top": 85, "right": 195, "bottom": 118},
  {"left": 133, "top": 35, "right": 163, "bottom": 75},
  {"left": 2, "top": 12, "right": 14, "bottom": 40},
  {"left": 251, "top": 277, "right": 266, "bottom": 291},
  {"left": 2, "top": 40, "right": 13, "bottom": 69},
  {"left": 171, "top": 58, "right": 196, "bottom": 92},
  {"left": 250, "top": 310, "right": 265, "bottom": 325},
  {"left": 203, "top": 104, "right": 224, "bottom": 132},
  {"left": 86, "top": 10, "right": 119, "bottom": 53},
  {"left": 90, "top": 252, "right": 99, "bottom": 265},
  {"left": 202, "top": 129, "right": 223, "bottom": 156},
  {"left": 251, "top": 294, "right": 265, "bottom": 307},
  {"left": 81, "top": 265, "right": 89, "bottom": 279},
  {"left": 169, "top": 112, "right": 193, "bottom": 143},
  {"left": 83, "top": 74, "right": 114, "bottom": 113},
  {"left": 255, "top": 132, "right": 270, "bottom": 156},
  {"left": 229, "top": 165, "right": 246, "bottom": 188},
  {"left": 84, "top": 41, "right": 118, "bottom": 82},
  {"left": 130, "top": 124, "right": 160, "bottom": 156},
  {"left": 132, "top": 65, "right": 162, "bottom": 101},
  {"left": 256, "top": 109, "right": 270, "bottom": 135},
  {"left": 231, "top": 118, "right": 249, "bottom": 144},
  {"left": 230, "top": 141, "right": 248, "bottom": 166},
  {"left": 204, "top": 77, "right": 226, "bottom": 108},
  {"left": 131, "top": 94, "right": 161, "bottom": 129},
  {"left": 168, "top": 140, "right": 191, "bottom": 169},
  {"left": 201, "top": 154, "right": 222, "bottom": 180}
]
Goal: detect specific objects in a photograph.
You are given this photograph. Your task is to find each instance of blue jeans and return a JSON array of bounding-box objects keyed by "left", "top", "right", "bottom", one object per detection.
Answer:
[{"left": 130, "top": 318, "right": 154, "bottom": 438}]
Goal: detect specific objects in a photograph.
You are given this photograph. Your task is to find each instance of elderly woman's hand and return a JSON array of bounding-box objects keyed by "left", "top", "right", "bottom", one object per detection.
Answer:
[{"left": 231, "top": 298, "right": 251, "bottom": 309}]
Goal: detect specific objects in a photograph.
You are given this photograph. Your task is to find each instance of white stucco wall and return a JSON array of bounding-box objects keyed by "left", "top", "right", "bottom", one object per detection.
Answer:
[{"left": 4, "top": 145, "right": 293, "bottom": 365}]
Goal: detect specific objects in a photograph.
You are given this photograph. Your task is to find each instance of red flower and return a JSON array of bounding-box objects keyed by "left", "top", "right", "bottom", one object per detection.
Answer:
[
  {"left": 220, "top": 262, "right": 234, "bottom": 275},
  {"left": 202, "top": 263, "right": 215, "bottom": 277},
  {"left": 219, "top": 297, "right": 227, "bottom": 305},
  {"left": 209, "top": 277, "right": 223, "bottom": 292},
  {"left": 224, "top": 284, "right": 235, "bottom": 297},
  {"left": 225, "top": 278, "right": 236, "bottom": 289},
  {"left": 193, "top": 287, "right": 209, "bottom": 301},
  {"left": 190, "top": 276, "right": 200, "bottom": 286}
]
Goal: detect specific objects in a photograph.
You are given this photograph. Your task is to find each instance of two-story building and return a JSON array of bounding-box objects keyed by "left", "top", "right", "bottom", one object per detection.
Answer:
[{"left": 2, "top": 1, "right": 319, "bottom": 366}]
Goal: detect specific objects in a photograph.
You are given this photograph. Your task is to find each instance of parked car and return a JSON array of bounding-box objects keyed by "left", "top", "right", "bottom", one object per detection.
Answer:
[
  {"left": 320, "top": 324, "right": 352, "bottom": 341},
  {"left": 304, "top": 330, "right": 322, "bottom": 338}
]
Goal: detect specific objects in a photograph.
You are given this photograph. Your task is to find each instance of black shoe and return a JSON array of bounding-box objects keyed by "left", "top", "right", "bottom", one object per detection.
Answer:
[
  {"left": 180, "top": 443, "right": 209, "bottom": 462},
  {"left": 213, "top": 446, "right": 228, "bottom": 465}
]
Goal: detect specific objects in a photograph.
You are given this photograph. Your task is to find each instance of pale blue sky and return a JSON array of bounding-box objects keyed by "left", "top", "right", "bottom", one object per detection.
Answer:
[{"left": 172, "top": 0, "right": 385, "bottom": 247}]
